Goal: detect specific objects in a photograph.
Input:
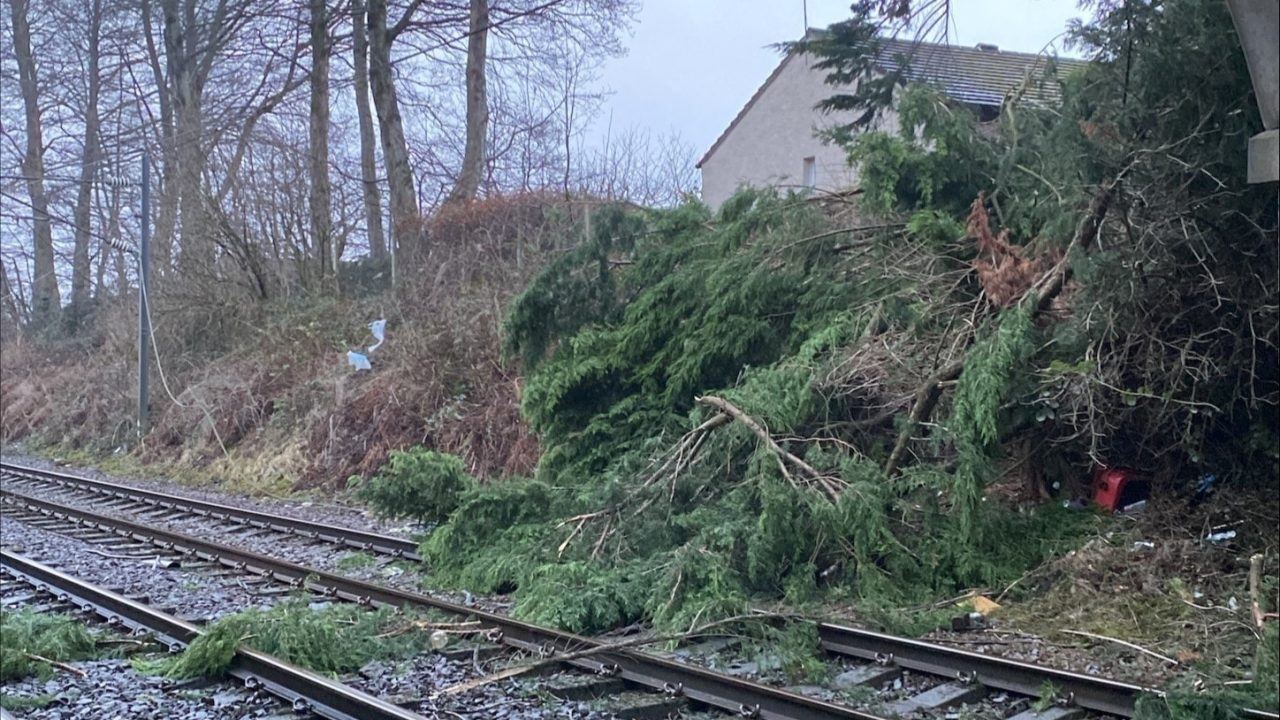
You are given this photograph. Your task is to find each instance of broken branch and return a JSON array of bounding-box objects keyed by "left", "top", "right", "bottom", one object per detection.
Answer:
[
  {"left": 884, "top": 177, "right": 1119, "bottom": 477},
  {"left": 695, "top": 395, "right": 842, "bottom": 501}
]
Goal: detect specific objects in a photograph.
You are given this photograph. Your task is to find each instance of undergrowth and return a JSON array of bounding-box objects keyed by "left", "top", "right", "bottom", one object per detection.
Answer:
[
  {"left": 136, "top": 599, "right": 427, "bottom": 679},
  {"left": 1133, "top": 620, "right": 1279, "bottom": 717},
  {"left": 0, "top": 610, "right": 99, "bottom": 681}
]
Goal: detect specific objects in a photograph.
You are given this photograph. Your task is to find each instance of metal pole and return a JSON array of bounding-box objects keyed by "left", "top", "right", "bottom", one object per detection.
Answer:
[{"left": 137, "top": 153, "right": 151, "bottom": 438}]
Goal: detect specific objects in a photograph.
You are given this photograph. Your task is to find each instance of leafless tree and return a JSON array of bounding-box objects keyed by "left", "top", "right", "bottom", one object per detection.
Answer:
[
  {"left": 7, "top": 0, "right": 60, "bottom": 329},
  {"left": 448, "top": 0, "right": 490, "bottom": 203},
  {"left": 351, "top": 0, "right": 387, "bottom": 259},
  {"left": 309, "top": 0, "right": 334, "bottom": 286},
  {"left": 366, "top": 0, "right": 419, "bottom": 257},
  {"left": 66, "top": 0, "right": 106, "bottom": 327}
]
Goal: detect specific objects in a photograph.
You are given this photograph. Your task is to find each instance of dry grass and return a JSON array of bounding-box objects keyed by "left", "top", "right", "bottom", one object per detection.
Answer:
[
  {"left": 988, "top": 485, "right": 1280, "bottom": 688},
  {"left": 1, "top": 194, "right": 581, "bottom": 492}
]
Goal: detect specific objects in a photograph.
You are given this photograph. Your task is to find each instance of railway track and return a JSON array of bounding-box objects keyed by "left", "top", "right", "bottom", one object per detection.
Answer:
[
  {"left": 3, "top": 460, "right": 1276, "bottom": 720},
  {"left": 0, "top": 549, "right": 424, "bottom": 720},
  {"left": 0, "top": 460, "right": 420, "bottom": 559}
]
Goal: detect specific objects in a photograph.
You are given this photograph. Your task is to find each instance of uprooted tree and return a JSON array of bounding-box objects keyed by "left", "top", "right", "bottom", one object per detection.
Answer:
[{"left": 396, "top": 0, "right": 1277, "bottom": 636}]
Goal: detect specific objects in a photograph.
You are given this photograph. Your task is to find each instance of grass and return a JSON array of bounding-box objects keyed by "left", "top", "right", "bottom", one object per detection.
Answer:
[
  {"left": 0, "top": 610, "right": 99, "bottom": 682},
  {"left": 28, "top": 441, "right": 306, "bottom": 500}
]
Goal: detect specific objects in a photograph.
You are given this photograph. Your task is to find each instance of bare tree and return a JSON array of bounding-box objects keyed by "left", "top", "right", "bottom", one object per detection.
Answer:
[
  {"left": 309, "top": 0, "right": 333, "bottom": 285},
  {"left": 7, "top": 0, "right": 60, "bottom": 329},
  {"left": 351, "top": 0, "right": 386, "bottom": 259},
  {"left": 447, "top": 0, "right": 489, "bottom": 203},
  {"left": 67, "top": 0, "right": 105, "bottom": 327},
  {"left": 366, "top": 0, "right": 418, "bottom": 257},
  {"left": 150, "top": 0, "right": 255, "bottom": 271}
]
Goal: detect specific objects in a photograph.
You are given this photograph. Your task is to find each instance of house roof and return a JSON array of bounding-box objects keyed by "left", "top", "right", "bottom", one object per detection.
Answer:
[{"left": 697, "top": 35, "right": 1087, "bottom": 168}]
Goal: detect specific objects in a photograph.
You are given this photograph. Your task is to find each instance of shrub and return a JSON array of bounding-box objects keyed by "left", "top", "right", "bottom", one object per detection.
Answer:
[{"left": 356, "top": 448, "right": 476, "bottom": 526}]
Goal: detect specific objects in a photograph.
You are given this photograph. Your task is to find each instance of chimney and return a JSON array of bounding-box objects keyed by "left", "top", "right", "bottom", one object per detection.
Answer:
[{"left": 976, "top": 43, "right": 1000, "bottom": 52}]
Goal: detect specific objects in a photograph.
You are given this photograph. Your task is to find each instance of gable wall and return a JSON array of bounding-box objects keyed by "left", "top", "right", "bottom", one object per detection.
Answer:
[{"left": 699, "top": 53, "right": 898, "bottom": 209}]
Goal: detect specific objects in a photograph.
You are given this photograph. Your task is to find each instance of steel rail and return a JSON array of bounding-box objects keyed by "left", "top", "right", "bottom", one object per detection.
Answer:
[
  {"left": 0, "top": 460, "right": 420, "bottom": 560},
  {"left": 10, "top": 479, "right": 1277, "bottom": 720},
  {"left": 0, "top": 486, "right": 887, "bottom": 720},
  {"left": 817, "top": 623, "right": 1140, "bottom": 718},
  {"left": 0, "top": 549, "right": 427, "bottom": 720}
]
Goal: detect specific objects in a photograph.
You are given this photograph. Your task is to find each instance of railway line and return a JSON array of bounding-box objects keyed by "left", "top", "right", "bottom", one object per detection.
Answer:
[{"left": 2, "top": 460, "right": 1276, "bottom": 720}]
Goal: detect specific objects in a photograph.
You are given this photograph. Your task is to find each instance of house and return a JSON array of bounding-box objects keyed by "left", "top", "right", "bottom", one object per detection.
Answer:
[{"left": 697, "top": 35, "right": 1082, "bottom": 209}]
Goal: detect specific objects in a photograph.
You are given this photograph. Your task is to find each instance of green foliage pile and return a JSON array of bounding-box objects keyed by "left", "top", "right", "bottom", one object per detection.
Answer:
[
  {"left": 0, "top": 610, "right": 99, "bottom": 681},
  {"left": 141, "top": 599, "right": 425, "bottom": 679},
  {"left": 403, "top": 0, "right": 1276, "bottom": 639},
  {"left": 356, "top": 448, "right": 476, "bottom": 526},
  {"left": 414, "top": 187, "right": 1099, "bottom": 634}
]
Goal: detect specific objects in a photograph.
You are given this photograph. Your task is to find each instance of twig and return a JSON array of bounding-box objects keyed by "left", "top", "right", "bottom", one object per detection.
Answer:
[
  {"left": 431, "top": 612, "right": 789, "bottom": 698},
  {"left": 377, "top": 620, "right": 482, "bottom": 639},
  {"left": 1060, "top": 629, "right": 1178, "bottom": 666},
  {"left": 1249, "top": 553, "right": 1276, "bottom": 629},
  {"left": 25, "top": 653, "right": 86, "bottom": 677}
]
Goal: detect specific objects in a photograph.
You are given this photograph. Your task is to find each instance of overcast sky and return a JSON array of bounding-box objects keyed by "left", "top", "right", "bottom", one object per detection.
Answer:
[{"left": 590, "top": 0, "right": 1089, "bottom": 158}]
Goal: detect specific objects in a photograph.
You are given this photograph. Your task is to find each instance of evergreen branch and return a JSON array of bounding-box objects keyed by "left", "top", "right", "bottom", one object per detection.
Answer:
[
  {"left": 695, "top": 395, "right": 844, "bottom": 502},
  {"left": 884, "top": 172, "right": 1122, "bottom": 478}
]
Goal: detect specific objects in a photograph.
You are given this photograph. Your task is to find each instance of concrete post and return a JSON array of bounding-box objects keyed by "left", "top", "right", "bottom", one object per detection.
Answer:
[{"left": 1225, "top": 0, "right": 1279, "bottom": 183}]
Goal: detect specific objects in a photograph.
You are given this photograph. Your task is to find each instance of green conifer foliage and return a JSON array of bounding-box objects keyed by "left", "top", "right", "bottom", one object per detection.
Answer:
[
  {"left": 411, "top": 190, "right": 1097, "bottom": 634},
  {"left": 403, "top": 0, "right": 1276, "bottom": 638}
]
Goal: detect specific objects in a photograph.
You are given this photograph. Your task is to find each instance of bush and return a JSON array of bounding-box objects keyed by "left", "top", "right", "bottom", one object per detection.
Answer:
[{"left": 356, "top": 448, "right": 475, "bottom": 526}]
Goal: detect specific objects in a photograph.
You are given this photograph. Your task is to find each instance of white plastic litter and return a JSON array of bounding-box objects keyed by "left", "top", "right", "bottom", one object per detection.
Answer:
[
  {"left": 1205, "top": 530, "right": 1237, "bottom": 543},
  {"left": 368, "top": 318, "right": 386, "bottom": 352},
  {"left": 347, "top": 350, "right": 372, "bottom": 371}
]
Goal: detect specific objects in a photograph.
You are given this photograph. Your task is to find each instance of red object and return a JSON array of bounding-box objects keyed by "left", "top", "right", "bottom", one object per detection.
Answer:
[{"left": 1093, "top": 466, "right": 1136, "bottom": 512}]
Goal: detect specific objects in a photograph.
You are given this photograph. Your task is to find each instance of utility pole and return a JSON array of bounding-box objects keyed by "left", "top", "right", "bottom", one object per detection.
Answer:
[{"left": 137, "top": 153, "right": 151, "bottom": 438}]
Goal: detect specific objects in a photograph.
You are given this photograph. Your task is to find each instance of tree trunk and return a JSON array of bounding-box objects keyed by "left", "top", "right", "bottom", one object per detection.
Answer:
[
  {"left": 9, "top": 0, "right": 61, "bottom": 330},
  {"left": 366, "top": 0, "right": 418, "bottom": 260},
  {"left": 351, "top": 0, "right": 386, "bottom": 259},
  {"left": 447, "top": 0, "right": 489, "bottom": 204},
  {"left": 162, "top": 0, "right": 214, "bottom": 273},
  {"left": 69, "top": 0, "right": 104, "bottom": 328},
  {"left": 309, "top": 0, "right": 333, "bottom": 286},
  {"left": 141, "top": 0, "right": 177, "bottom": 270}
]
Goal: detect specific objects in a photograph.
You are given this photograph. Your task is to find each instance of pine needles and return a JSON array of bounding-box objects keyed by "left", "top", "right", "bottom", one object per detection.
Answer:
[
  {"left": 0, "top": 610, "right": 99, "bottom": 681},
  {"left": 139, "top": 599, "right": 428, "bottom": 679},
  {"left": 402, "top": 189, "right": 1103, "bottom": 635}
]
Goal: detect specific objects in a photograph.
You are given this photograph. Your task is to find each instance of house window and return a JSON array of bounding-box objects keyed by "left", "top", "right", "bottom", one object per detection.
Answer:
[{"left": 802, "top": 157, "right": 817, "bottom": 191}]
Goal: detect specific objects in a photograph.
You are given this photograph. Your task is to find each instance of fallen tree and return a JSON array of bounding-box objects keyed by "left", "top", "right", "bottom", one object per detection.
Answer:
[{"left": 376, "top": 0, "right": 1277, "bottom": 647}]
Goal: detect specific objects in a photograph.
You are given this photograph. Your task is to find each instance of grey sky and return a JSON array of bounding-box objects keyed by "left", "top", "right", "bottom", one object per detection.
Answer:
[{"left": 591, "top": 1, "right": 1088, "bottom": 158}]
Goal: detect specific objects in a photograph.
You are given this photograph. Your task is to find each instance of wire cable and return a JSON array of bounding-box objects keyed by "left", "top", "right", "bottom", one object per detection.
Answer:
[{"left": 137, "top": 276, "right": 230, "bottom": 457}]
